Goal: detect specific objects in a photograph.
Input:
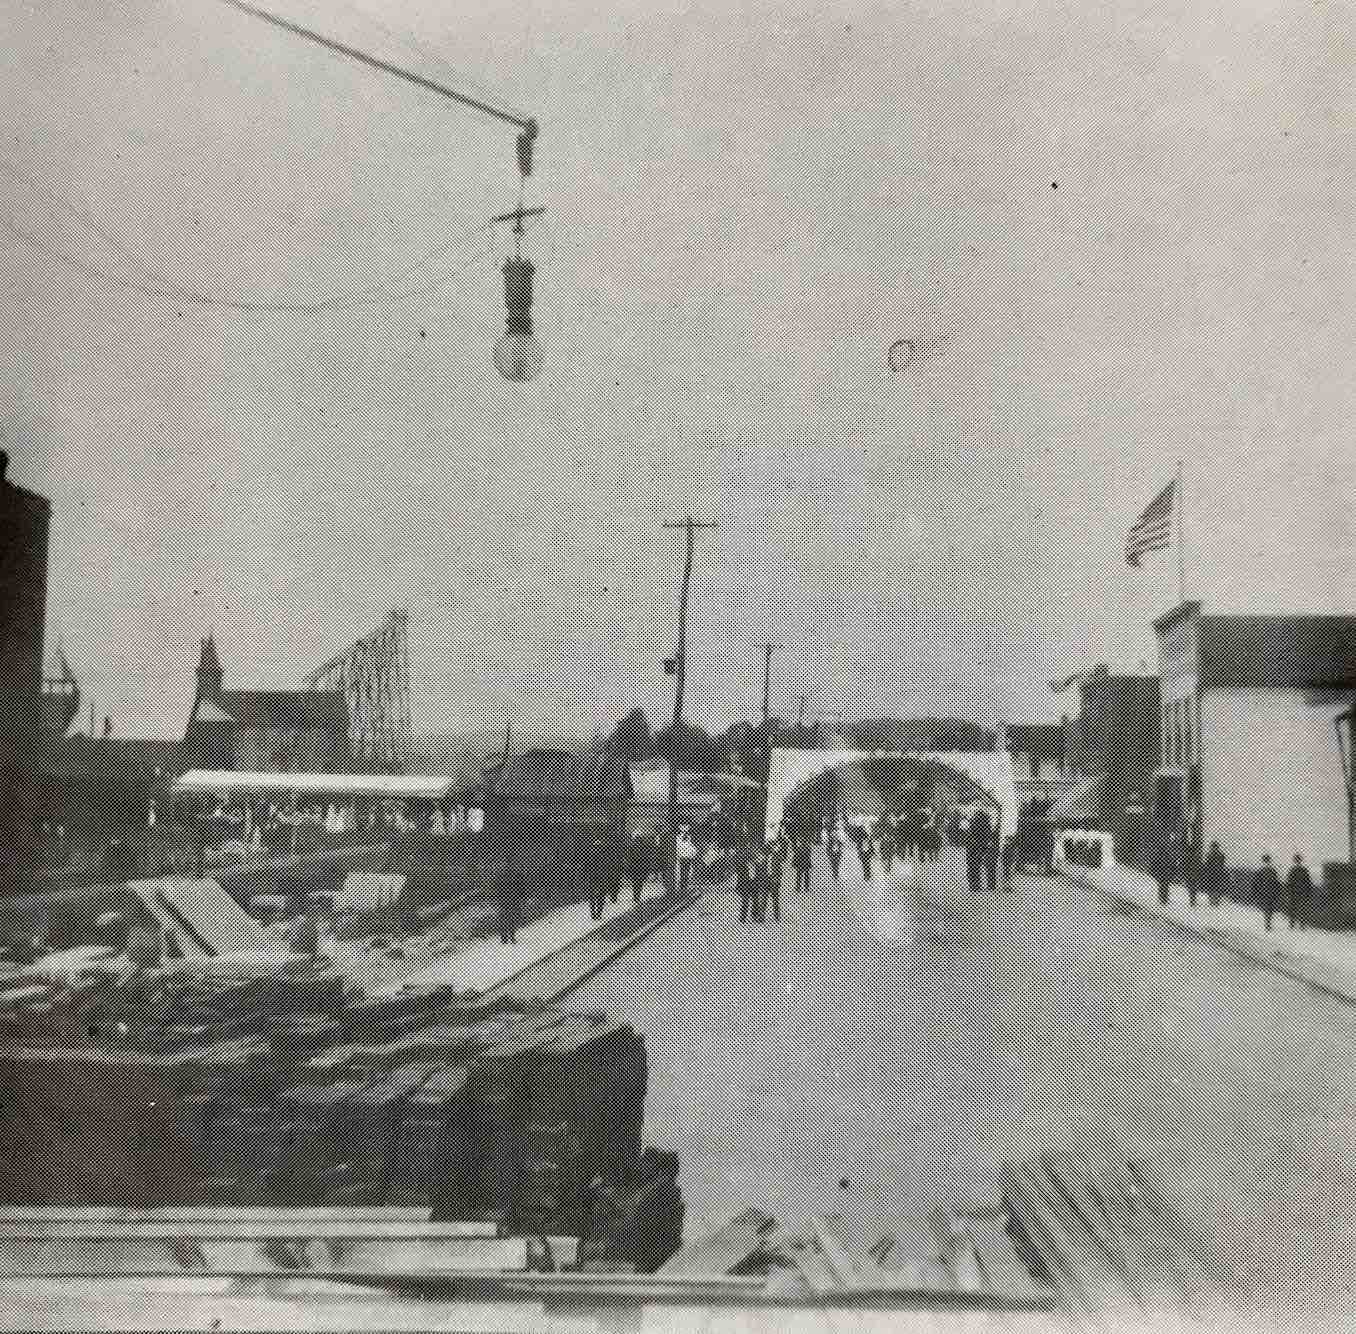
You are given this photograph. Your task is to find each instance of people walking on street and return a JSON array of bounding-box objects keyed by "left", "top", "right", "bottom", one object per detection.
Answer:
[
  {"left": 738, "top": 843, "right": 760, "bottom": 923},
  {"left": 761, "top": 843, "right": 781, "bottom": 922},
  {"left": 918, "top": 806, "right": 939, "bottom": 862},
  {"left": 1286, "top": 853, "right": 1315, "bottom": 930},
  {"left": 1151, "top": 839, "right": 1177, "bottom": 907},
  {"left": 1252, "top": 854, "right": 1283, "bottom": 931},
  {"left": 1202, "top": 840, "right": 1228, "bottom": 907},
  {"left": 895, "top": 811, "right": 914, "bottom": 862},
  {"left": 675, "top": 826, "right": 697, "bottom": 898},
  {"left": 845, "top": 815, "right": 867, "bottom": 866},
  {"left": 876, "top": 815, "right": 895, "bottom": 875},
  {"left": 984, "top": 815, "right": 1002, "bottom": 894},
  {"left": 1000, "top": 833, "right": 1017, "bottom": 890},
  {"left": 964, "top": 808, "right": 994, "bottom": 893},
  {"left": 624, "top": 831, "right": 652, "bottom": 906},
  {"left": 768, "top": 830, "right": 788, "bottom": 890},
  {"left": 826, "top": 820, "right": 845, "bottom": 881},
  {"left": 856, "top": 829, "right": 875, "bottom": 882},
  {"left": 792, "top": 837, "right": 813, "bottom": 895}
]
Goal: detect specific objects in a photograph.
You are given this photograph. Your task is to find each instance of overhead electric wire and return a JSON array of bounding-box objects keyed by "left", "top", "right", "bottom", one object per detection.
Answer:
[
  {"left": 322, "top": 0, "right": 526, "bottom": 127},
  {"left": 1, "top": 165, "right": 497, "bottom": 313},
  {"left": 218, "top": 0, "right": 535, "bottom": 132}
]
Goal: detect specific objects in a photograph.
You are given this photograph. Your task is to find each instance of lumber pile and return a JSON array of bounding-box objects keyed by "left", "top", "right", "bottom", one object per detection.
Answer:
[
  {"left": 999, "top": 1153, "right": 1236, "bottom": 1321},
  {"left": 0, "top": 972, "right": 651, "bottom": 1244}
]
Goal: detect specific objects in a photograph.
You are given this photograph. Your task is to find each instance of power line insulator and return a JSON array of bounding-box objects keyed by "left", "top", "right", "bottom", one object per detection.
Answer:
[{"left": 517, "top": 120, "right": 537, "bottom": 178}]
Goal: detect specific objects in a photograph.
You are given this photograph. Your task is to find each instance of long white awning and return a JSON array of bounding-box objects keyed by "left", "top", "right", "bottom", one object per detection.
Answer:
[{"left": 173, "top": 771, "right": 459, "bottom": 801}]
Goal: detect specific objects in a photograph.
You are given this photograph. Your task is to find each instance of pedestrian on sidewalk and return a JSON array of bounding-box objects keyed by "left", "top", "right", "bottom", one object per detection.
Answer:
[
  {"left": 624, "top": 831, "right": 652, "bottom": 906},
  {"left": 587, "top": 868, "right": 609, "bottom": 921},
  {"left": 1151, "top": 839, "right": 1177, "bottom": 907},
  {"left": 675, "top": 826, "right": 697, "bottom": 898},
  {"left": 1252, "top": 854, "right": 1283, "bottom": 931},
  {"left": 1202, "top": 840, "right": 1227, "bottom": 907},
  {"left": 792, "top": 837, "right": 813, "bottom": 895},
  {"left": 1286, "top": 853, "right": 1315, "bottom": 930},
  {"left": 1182, "top": 841, "right": 1203, "bottom": 907},
  {"left": 498, "top": 866, "right": 523, "bottom": 944}
]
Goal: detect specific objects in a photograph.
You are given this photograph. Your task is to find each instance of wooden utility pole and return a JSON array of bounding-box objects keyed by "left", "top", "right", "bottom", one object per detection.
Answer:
[{"left": 663, "top": 517, "right": 718, "bottom": 880}]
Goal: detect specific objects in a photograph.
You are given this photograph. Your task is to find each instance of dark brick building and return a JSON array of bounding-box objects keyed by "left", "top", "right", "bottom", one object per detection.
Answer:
[
  {"left": 183, "top": 637, "right": 350, "bottom": 774},
  {"left": 0, "top": 456, "right": 49, "bottom": 890},
  {"left": 1050, "top": 666, "right": 1162, "bottom": 868}
]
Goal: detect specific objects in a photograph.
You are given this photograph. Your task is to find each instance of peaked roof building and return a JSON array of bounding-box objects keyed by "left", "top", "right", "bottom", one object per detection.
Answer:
[
  {"left": 184, "top": 636, "right": 351, "bottom": 773},
  {"left": 41, "top": 642, "right": 81, "bottom": 737}
]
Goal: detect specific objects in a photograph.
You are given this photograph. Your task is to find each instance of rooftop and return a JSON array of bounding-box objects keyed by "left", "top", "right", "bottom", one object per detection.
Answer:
[
  {"left": 1155, "top": 605, "right": 1356, "bottom": 690},
  {"left": 189, "top": 689, "right": 348, "bottom": 731}
]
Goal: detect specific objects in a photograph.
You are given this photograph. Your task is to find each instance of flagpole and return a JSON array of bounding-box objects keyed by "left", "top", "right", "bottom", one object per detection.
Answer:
[{"left": 1176, "top": 458, "right": 1187, "bottom": 606}]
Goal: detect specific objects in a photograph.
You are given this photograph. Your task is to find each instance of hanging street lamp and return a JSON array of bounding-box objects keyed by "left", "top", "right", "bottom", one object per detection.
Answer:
[{"left": 1336, "top": 706, "right": 1355, "bottom": 864}]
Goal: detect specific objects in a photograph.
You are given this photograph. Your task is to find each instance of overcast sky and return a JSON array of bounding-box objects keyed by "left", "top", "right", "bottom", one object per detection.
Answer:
[{"left": 4, "top": 0, "right": 1353, "bottom": 740}]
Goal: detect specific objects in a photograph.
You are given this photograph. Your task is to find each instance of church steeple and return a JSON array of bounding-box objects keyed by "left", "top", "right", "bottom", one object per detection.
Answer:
[{"left": 196, "top": 636, "right": 223, "bottom": 702}]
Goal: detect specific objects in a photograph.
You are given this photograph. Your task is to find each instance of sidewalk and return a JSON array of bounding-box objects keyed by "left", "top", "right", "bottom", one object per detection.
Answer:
[
  {"left": 364, "top": 879, "right": 685, "bottom": 998},
  {"left": 1061, "top": 858, "right": 1356, "bottom": 1007}
]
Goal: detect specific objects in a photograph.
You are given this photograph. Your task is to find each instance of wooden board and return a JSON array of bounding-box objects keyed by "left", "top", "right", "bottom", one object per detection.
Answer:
[
  {"left": 1002, "top": 1160, "right": 1138, "bottom": 1319},
  {"left": 136, "top": 879, "right": 283, "bottom": 957},
  {"left": 1036, "top": 1153, "right": 1181, "bottom": 1313},
  {"left": 957, "top": 1213, "right": 1054, "bottom": 1310},
  {"left": 778, "top": 1236, "right": 840, "bottom": 1297},
  {"left": 0, "top": 1222, "right": 512, "bottom": 1242},
  {"left": 656, "top": 1207, "right": 775, "bottom": 1277},
  {"left": 0, "top": 1237, "right": 529, "bottom": 1278},
  {"left": 0, "top": 1208, "right": 435, "bottom": 1223}
]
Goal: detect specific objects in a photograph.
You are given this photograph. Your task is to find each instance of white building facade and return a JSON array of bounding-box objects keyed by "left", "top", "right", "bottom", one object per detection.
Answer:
[{"left": 1155, "top": 603, "right": 1356, "bottom": 872}]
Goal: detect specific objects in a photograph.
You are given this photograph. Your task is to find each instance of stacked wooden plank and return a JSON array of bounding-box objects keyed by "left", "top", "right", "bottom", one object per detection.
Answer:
[
  {"left": 0, "top": 869, "right": 719, "bottom": 1254},
  {"left": 0, "top": 992, "right": 652, "bottom": 1241},
  {"left": 0, "top": 1207, "right": 530, "bottom": 1281},
  {"left": 1000, "top": 1153, "right": 1233, "bottom": 1322},
  {"left": 657, "top": 1206, "right": 1055, "bottom": 1311},
  {"left": 781, "top": 1210, "right": 1053, "bottom": 1309}
]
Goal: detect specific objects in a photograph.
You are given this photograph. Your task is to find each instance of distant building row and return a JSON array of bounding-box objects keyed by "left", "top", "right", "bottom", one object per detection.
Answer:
[{"left": 1004, "top": 604, "right": 1356, "bottom": 876}]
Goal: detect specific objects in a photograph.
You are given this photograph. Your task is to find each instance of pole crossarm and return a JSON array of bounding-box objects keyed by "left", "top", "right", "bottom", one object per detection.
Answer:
[{"left": 219, "top": 0, "right": 536, "bottom": 132}]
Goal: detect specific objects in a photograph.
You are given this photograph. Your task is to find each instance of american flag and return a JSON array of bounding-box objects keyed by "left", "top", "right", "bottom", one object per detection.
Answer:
[{"left": 1125, "top": 479, "right": 1176, "bottom": 567}]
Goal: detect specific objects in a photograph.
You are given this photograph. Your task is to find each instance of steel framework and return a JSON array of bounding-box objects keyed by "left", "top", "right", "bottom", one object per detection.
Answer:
[{"left": 304, "top": 610, "right": 411, "bottom": 773}]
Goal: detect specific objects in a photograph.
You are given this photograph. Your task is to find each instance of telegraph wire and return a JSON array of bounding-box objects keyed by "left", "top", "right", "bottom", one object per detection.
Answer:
[
  {"left": 1, "top": 209, "right": 496, "bottom": 314},
  {"left": 1, "top": 157, "right": 499, "bottom": 306}
]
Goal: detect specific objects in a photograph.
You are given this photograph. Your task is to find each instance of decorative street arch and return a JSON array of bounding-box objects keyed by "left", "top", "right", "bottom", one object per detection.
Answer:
[{"left": 766, "top": 748, "right": 1019, "bottom": 840}]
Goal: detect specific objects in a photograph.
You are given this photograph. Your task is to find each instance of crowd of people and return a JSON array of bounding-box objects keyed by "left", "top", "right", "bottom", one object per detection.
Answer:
[
  {"left": 492, "top": 800, "right": 1329, "bottom": 953},
  {"left": 727, "top": 803, "right": 989, "bottom": 922},
  {"left": 1150, "top": 836, "right": 1318, "bottom": 931}
]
